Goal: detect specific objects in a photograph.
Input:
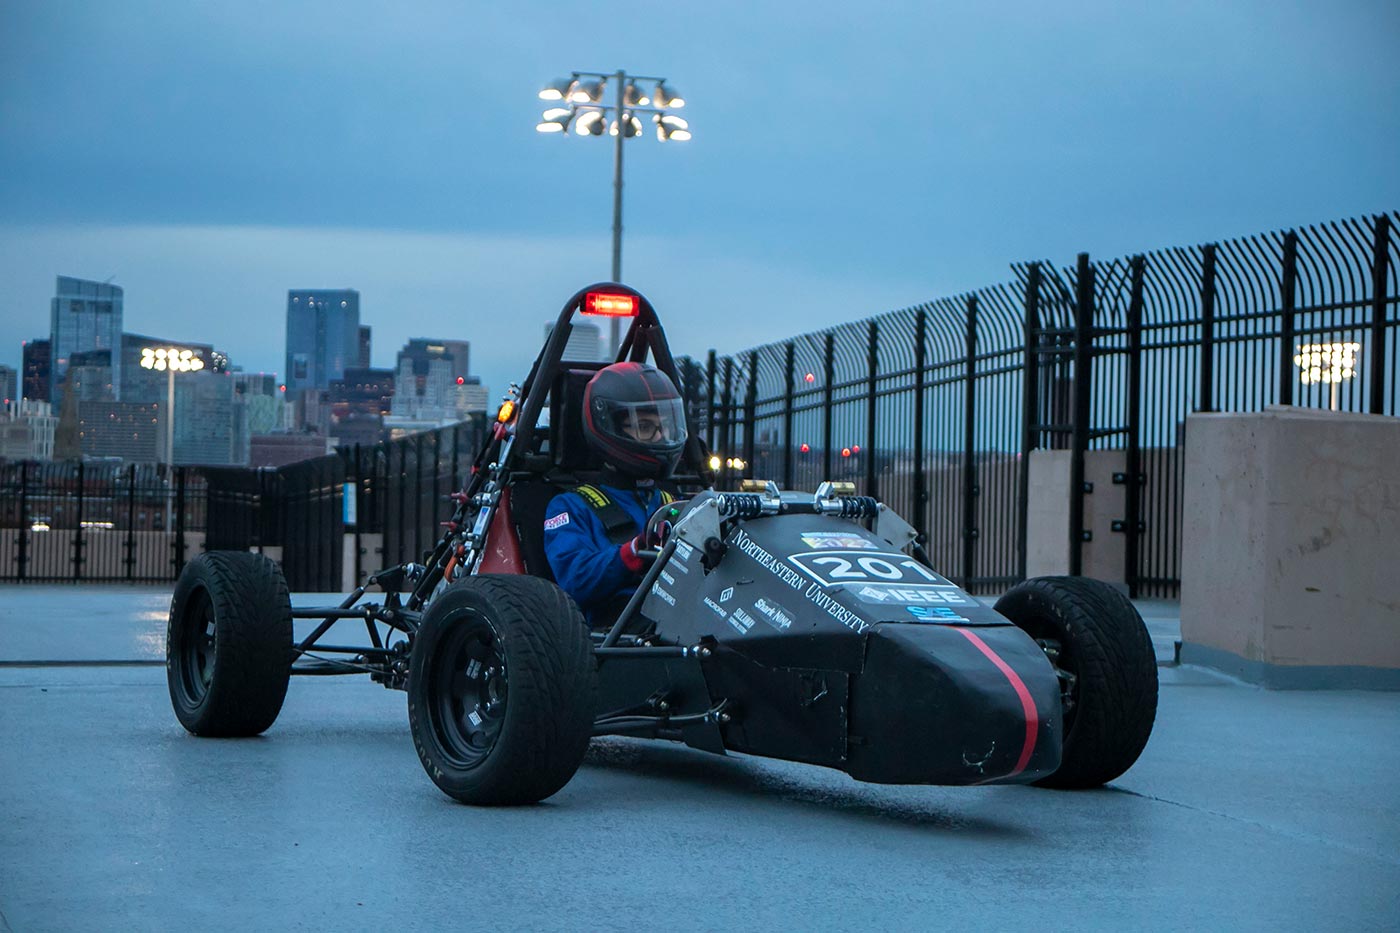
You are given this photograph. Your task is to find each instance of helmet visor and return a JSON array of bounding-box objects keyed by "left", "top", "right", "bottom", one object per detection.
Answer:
[{"left": 608, "top": 398, "right": 688, "bottom": 446}]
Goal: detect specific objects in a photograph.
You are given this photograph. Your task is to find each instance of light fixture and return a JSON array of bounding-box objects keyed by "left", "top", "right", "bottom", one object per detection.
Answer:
[
  {"left": 655, "top": 114, "right": 691, "bottom": 142},
  {"left": 572, "top": 79, "right": 605, "bottom": 103},
  {"left": 654, "top": 82, "right": 684, "bottom": 108},
  {"left": 609, "top": 111, "right": 643, "bottom": 137},
  {"left": 624, "top": 83, "right": 650, "bottom": 107},
  {"left": 574, "top": 110, "right": 606, "bottom": 136},
  {"left": 536, "top": 111, "right": 573, "bottom": 134},
  {"left": 1293, "top": 341, "right": 1361, "bottom": 410},
  {"left": 539, "top": 77, "right": 575, "bottom": 101}
]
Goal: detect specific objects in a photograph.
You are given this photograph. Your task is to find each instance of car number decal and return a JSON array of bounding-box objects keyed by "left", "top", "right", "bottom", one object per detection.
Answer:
[{"left": 787, "top": 550, "right": 953, "bottom": 588}]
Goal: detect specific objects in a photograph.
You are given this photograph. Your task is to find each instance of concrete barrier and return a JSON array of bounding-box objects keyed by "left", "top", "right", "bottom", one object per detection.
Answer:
[{"left": 1180, "top": 406, "right": 1400, "bottom": 689}]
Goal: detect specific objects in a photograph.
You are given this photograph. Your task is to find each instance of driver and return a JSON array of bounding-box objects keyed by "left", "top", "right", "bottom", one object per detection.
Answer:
[{"left": 543, "top": 362, "right": 688, "bottom": 627}]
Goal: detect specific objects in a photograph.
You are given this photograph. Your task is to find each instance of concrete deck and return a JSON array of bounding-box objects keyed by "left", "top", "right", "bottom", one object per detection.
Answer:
[{"left": 1, "top": 585, "right": 1396, "bottom": 931}]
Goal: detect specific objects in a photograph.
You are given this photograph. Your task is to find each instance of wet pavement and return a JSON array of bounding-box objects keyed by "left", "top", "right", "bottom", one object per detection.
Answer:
[{"left": 1, "top": 585, "right": 1397, "bottom": 931}]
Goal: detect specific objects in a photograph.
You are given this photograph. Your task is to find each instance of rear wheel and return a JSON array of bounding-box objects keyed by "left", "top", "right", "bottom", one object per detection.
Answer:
[
  {"left": 408, "top": 575, "right": 597, "bottom": 805},
  {"left": 995, "top": 576, "right": 1157, "bottom": 788},
  {"left": 167, "top": 552, "right": 293, "bottom": 736}
]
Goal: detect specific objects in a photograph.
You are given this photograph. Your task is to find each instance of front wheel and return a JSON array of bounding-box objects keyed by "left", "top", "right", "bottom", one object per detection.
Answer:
[
  {"left": 407, "top": 575, "right": 597, "bottom": 805},
  {"left": 995, "top": 576, "right": 1157, "bottom": 788},
  {"left": 166, "top": 551, "right": 293, "bottom": 736}
]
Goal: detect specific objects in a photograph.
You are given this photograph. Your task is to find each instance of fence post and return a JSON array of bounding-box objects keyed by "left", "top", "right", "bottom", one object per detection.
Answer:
[
  {"left": 913, "top": 307, "right": 927, "bottom": 544},
  {"left": 719, "top": 357, "right": 734, "bottom": 488},
  {"left": 125, "top": 463, "right": 137, "bottom": 582},
  {"left": 73, "top": 460, "right": 85, "bottom": 581},
  {"left": 1018, "top": 264, "right": 1042, "bottom": 582},
  {"left": 1125, "top": 256, "right": 1146, "bottom": 598},
  {"left": 174, "top": 466, "right": 187, "bottom": 579},
  {"left": 414, "top": 433, "right": 426, "bottom": 560},
  {"left": 396, "top": 439, "right": 407, "bottom": 565},
  {"left": 962, "top": 296, "right": 978, "bottom": 589},
  {"left": 1279, "top": 231, "right": 1298, "bottom": 405},
  {"left": 1370, "top": 214, "right": 1392, "bottom": 415},
  {"left": 782, "top": 341, "right": 796, "bottom": 490},
  {"left": 743, "top": 353, "right": 757, "bottom": 480},
  {"left": 17, "top": 461, "right": 29, "bottom": 581},
  {"left": 822, "top": 332, "right": 835, "bottom": 480},
  {"left": 1070, "top": 253, "right": 1095, "bottom": 577},
  {"left": 1199, "top": 243, "right": 1217, "bottom": 412},
  {"left": 706, "top": 349, "right": 718, "bottom": 451},
  {"left": 865, "top": 320, "right": 878, "bottom": 499},
  {"left": 353, "top": 443, "right": 363, "bottom": 585}
]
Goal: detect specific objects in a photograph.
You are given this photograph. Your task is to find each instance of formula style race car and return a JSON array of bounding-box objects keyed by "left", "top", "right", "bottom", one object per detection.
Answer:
[{"left": 165, "top": 284, "right": 1158, "bottom": 805}]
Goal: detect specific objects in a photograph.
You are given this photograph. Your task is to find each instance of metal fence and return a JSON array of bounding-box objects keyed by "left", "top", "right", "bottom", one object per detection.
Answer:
[
  {"left": 687, "top": 212, "right": 1398, "bottom": 597},
  {"left": 1, "top": 420, "right": 484, "bottom": 591}
]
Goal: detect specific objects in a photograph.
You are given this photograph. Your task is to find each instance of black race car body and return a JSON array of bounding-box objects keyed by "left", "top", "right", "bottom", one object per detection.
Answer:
[{"left": 593, "top": 493, "right": 1062, "bottom": 786}]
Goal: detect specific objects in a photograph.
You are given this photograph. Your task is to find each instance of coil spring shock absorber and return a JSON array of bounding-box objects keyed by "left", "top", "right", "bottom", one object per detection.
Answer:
[
  {"left": 717, "top": 493, "right": 767, "bottom": 519},
  {"left": 838, "top": 496, "right": 880, "bottom": 519}
]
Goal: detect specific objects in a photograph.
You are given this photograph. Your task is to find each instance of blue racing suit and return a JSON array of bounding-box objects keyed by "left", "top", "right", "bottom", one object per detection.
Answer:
[{"left": 543, "top": 483, "right": 669, "bottom": 627}]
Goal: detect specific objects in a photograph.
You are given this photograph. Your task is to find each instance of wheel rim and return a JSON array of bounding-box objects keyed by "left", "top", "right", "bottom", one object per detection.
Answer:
[
  {"left": 178, "top": 587, "right": 217, "bottom": 706},
  {"left": 429, "top": 613, "right": 508, "bottom": 768}
]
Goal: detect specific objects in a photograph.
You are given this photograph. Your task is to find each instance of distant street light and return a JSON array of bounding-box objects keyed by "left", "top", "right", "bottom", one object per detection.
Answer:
[
  {"left": 1293, "top": 341, "right": 1361, "bottom": 411},
  {"left": 536, "top": 69, "right": 690, "bottom": 356},
  {"left": 140, "top": 346, "right": 205, "bottom": 463}
]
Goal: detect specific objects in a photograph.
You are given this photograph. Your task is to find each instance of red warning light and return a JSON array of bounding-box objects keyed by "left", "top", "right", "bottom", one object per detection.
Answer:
[
  {"left": 841, "top": 447, "right": 852, "bottom": 458},
  {"left": 852, "top": 445, "right": 860, "bottom": 454},
  {"left": 799, "top": 443, "right": 810, "bottom": 453},
  {"left": 456, "top": 376, "right": 465, "bottom": 385},
  {"left": 804, "top": 373, "right": 815, "bottom": 383},
  {"left": 279, "top": 384, "right": 287, "bottom": 392},
  {"left": 583, "top": 292, "right": 639, "bottom": 317}
]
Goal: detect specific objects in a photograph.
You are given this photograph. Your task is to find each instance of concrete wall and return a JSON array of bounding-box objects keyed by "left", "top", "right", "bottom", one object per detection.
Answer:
[
  {"left": 1026, "top": 449, "right": 1128, "bottom": 584},
  {"left": 1180, "top": 407, "right": 1400, "bottom": 689}
]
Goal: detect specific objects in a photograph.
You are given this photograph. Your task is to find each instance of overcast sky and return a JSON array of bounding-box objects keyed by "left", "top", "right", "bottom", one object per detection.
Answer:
[{"left": 2, "top": 0, "right": 1397, "bottom": 395}]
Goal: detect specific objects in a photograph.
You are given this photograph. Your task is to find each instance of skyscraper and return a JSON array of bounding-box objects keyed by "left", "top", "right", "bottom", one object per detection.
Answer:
[
  {"left": 0, "top": 365, "right": 16, "bottom": 404},
  {"left": 284, "top": 289, "right": 360, "bottom": 398},
  {"left": 21, "top": 338, "right": 50, "bottom": 401},
  {"left": 545, "top": 320, "right": 603, "bottom": 363},
  {"left": 50, "top": 276, "right": 123, "bottom": 409}
]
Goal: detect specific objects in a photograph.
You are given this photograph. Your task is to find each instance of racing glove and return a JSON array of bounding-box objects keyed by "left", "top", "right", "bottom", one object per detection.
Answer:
[{"left": 619, "top": 534, "right": 649, "bottom": 574}]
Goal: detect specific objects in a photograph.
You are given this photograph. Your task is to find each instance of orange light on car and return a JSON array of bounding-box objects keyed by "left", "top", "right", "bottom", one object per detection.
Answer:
[
  {"left": 497, "top": 400, "right": 516, "bottom": 423},
  {"left": 841, "top": 447, "right": 852, "bottom": 458},
  {"left": 583, "top": 292, "right": 638, "bottom": 317}
]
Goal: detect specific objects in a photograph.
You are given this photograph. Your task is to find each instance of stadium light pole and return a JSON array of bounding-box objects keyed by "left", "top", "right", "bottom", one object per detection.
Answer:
[{"left": 537, "top": 69, "right": 690, "bottom": 356}]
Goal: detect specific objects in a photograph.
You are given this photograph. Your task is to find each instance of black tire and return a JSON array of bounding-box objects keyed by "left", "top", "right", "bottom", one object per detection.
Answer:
[
  {"left": 994, "top": 576, "right": 1157, "bottom": 789},
  {"left": 408, "top": 575, "right": 597, "bottom": 805},
  {"left": 166, "top": 551, "right": 293, "bottom": 737}
]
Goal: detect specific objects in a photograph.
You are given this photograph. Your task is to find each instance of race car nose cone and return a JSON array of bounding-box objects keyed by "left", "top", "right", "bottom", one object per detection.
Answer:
[{"left": 845, "top": 623, "right": 1063, "bottom": 785}]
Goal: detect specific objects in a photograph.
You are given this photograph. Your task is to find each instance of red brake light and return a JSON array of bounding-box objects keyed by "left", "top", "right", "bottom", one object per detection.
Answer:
[{"left": 583, "top": 292, "right": 638, "bottom": 317}]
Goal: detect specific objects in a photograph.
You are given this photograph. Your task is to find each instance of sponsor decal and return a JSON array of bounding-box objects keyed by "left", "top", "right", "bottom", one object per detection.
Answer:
[
  {"left": 907, "top": 605, "right": 970, "bottom": 623},
  {"left": 660, "top": 570, "right": 675, "bottom": 585},
  {"left": 729, "top": 607, "right": 756, "bottom": 635},
  {"left": 650, "top": 583, "right": 676, "bottom": 606},
  {"left": 753, "top": 597, "right": 794, "bottom": 631},
  {"left": 543, "top": 512, "right": 570, "bottom": 531},
  {"left": 731, "top": 529, "right": 808, "bottom": 591},
  {"left": 720, "top": 586, "right": 735, "bottom": 603},
  {"left": 800, "top": 531, "right": 877, "bottom": 550},
  {"left": 673, "top": 539, "right": 694, "bottom": 561},
  {"left": 788, "top": 550, "right": 954, "bottom": 588},
  {"left": 703, "top": 596, "right": 728, "bottom": 619},
  {"left": 850, "top": 584, "right": 976, "bottom": 606}
]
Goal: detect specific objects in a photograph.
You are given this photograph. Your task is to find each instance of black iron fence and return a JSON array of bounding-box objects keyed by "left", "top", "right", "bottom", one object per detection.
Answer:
[
  {"left": 686, "top": 212, "right": 1398, "bottom": 598},
  {"left": 1, "top": 420, "right": 484, "bottom": 591}
]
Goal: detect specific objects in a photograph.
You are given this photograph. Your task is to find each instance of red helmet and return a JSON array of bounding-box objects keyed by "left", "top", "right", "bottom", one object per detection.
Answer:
[{"left": 582, "top": 363, "right": 688, "bottom": 478}]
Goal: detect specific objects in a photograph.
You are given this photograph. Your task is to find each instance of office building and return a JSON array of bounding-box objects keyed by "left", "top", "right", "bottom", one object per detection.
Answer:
[
  {"left": 51, "top": 276, "right": 123, "bottom": 410},
  {"left": 0, "top": 365, "right": 16, "bottom": 404},
  {"left": 22, "top": 338, "right": 50, "bottom": 401},
  {"left": 328, "top": 367, "right": 394, "bottom": 448},
  {"left": 545, "top": 320, "right": 603, "bottom": 363},
  {"left": 76, "top": 400, "right": 164, "bottom": 462},
  {"left": 173, "top": 371, "right": 236, "bottom": 465},
  {"left": 358, "top": 326, "right": 372, "bottom": 368},
  {"left": 285, "top": 289, "right": 360, "bottom": 398},
  {"left": 0, "top": 399, "right": 56, "bottom": 460}
]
